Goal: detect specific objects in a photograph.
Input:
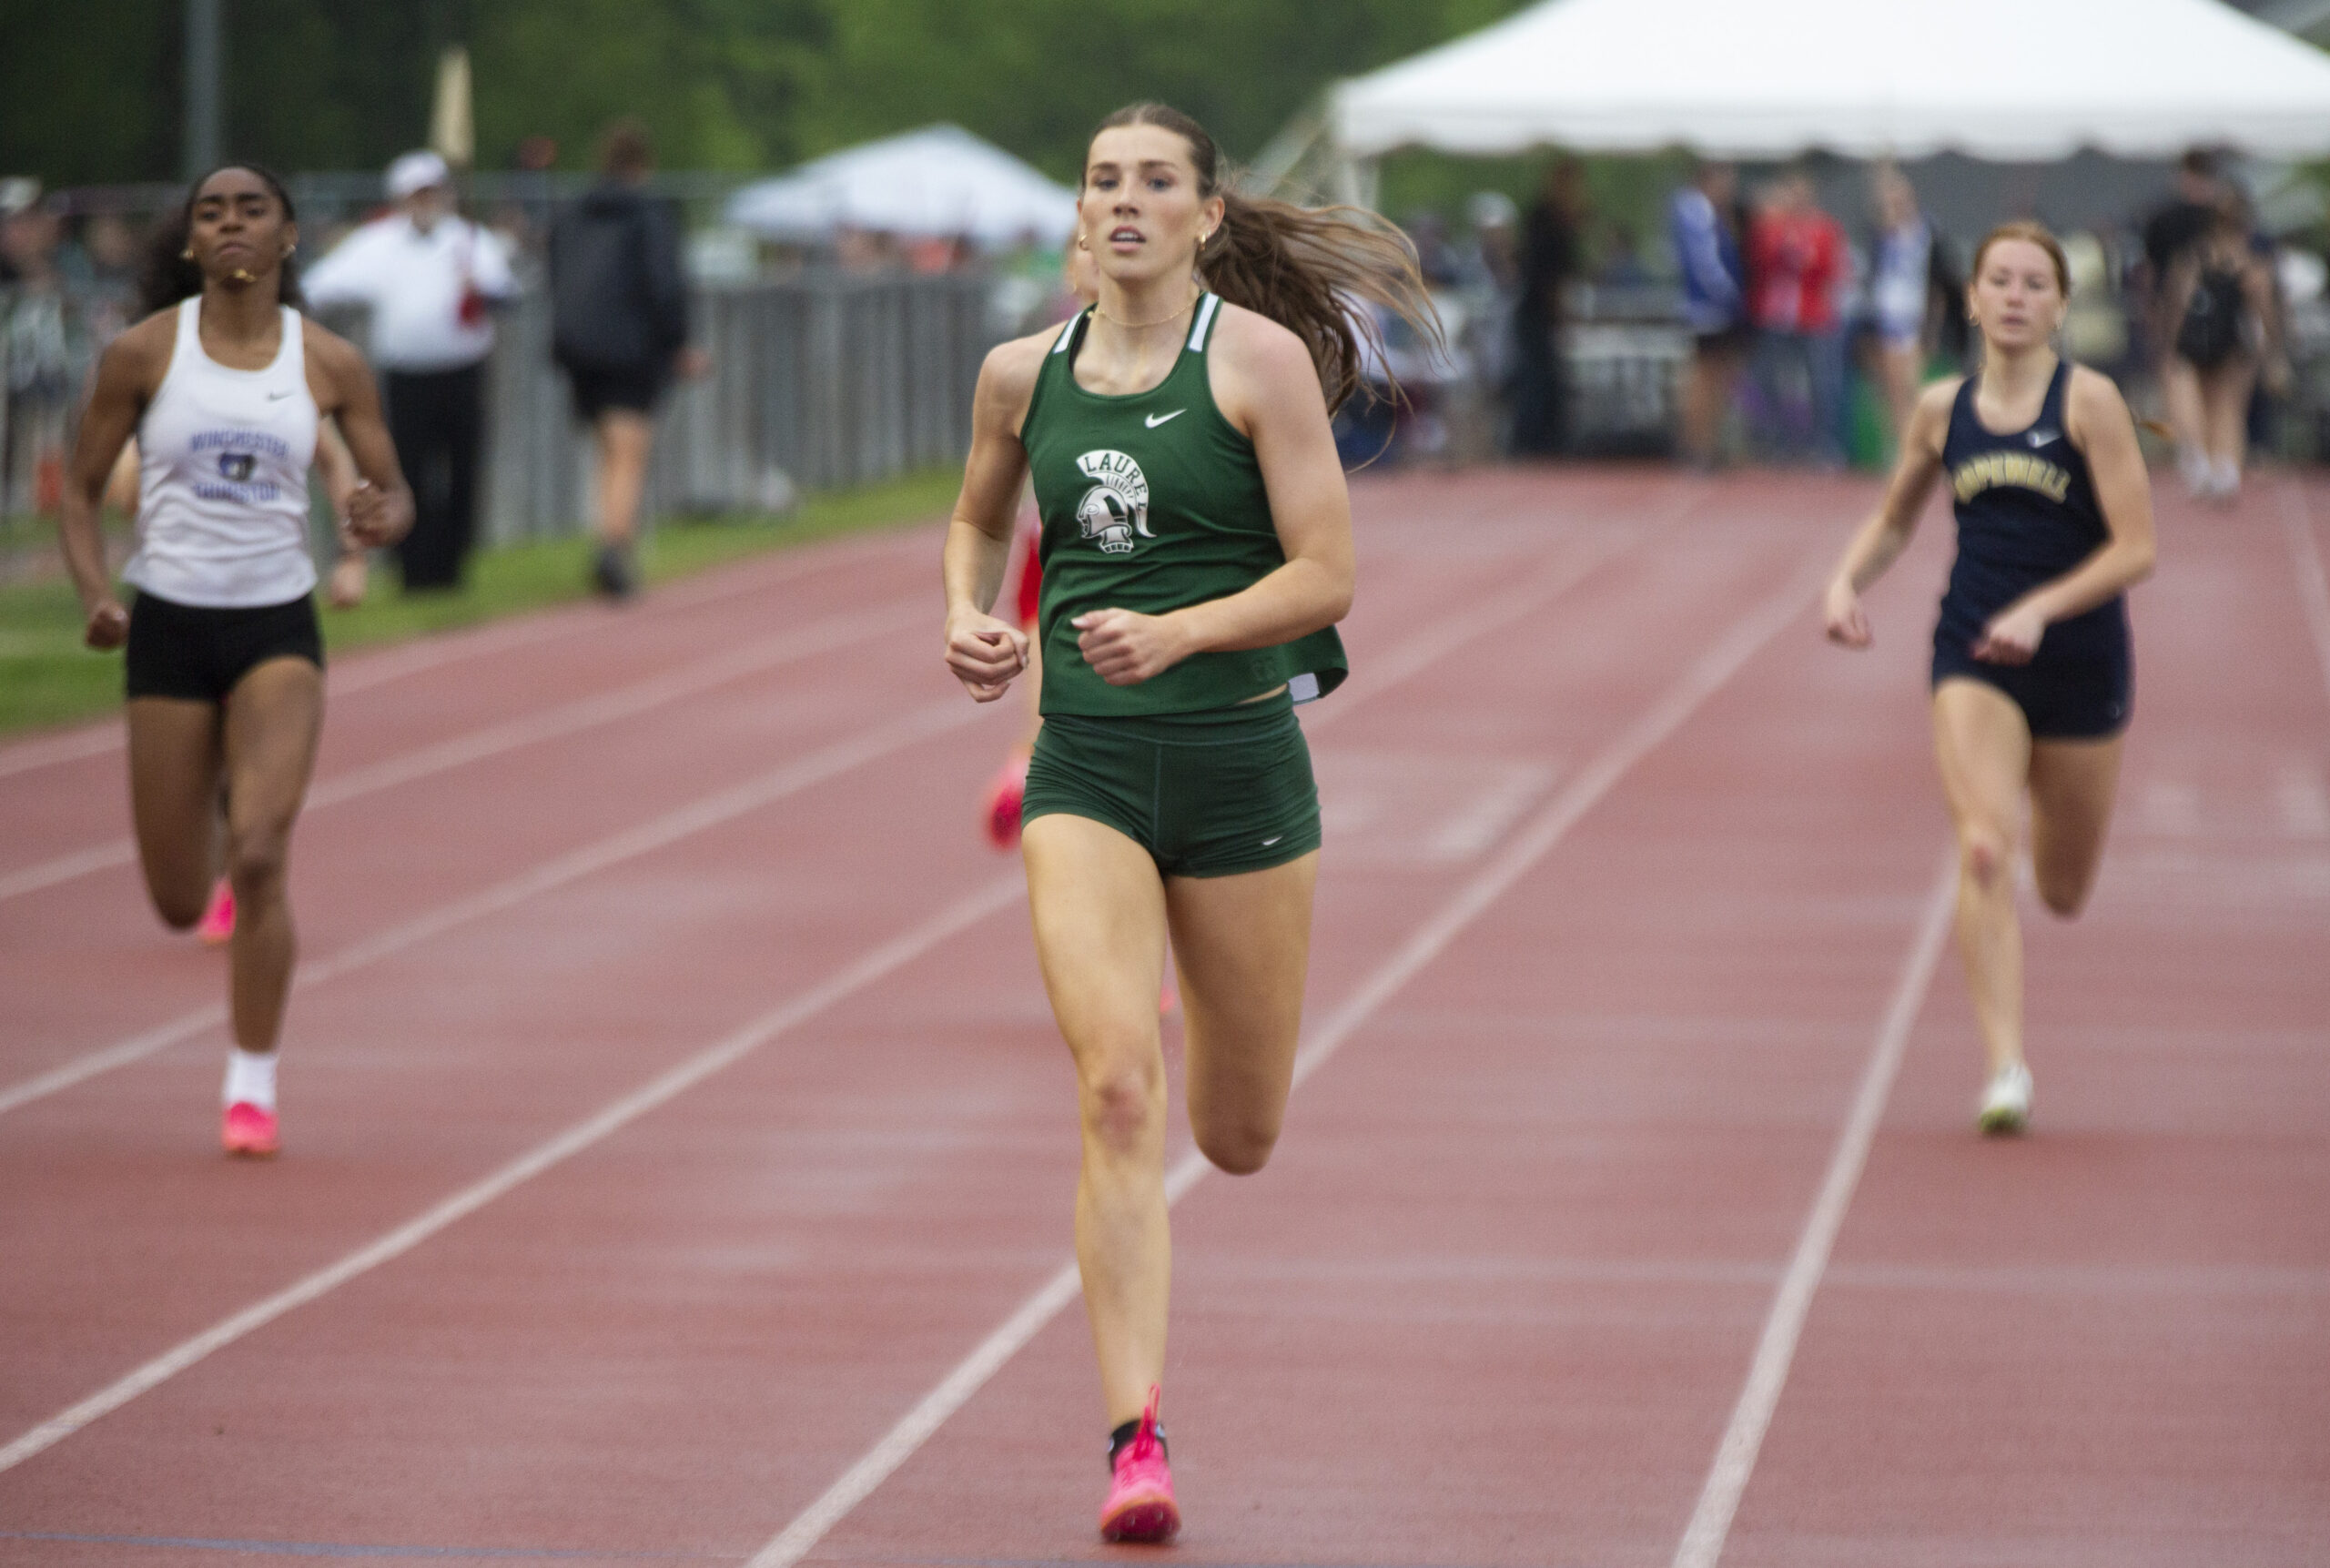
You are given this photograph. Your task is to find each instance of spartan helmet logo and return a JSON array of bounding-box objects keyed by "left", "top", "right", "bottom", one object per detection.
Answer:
[{"left": 1074, "top": 450, "right": 1152, "bottom": 556}]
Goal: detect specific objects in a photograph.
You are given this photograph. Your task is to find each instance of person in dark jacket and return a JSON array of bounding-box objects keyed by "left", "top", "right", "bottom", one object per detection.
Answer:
[
  {"left": 548, "top": 119, "right": 704, "bottom": 597},
  {"left": 1508, "top": 157, "right": 1585, "bottom": 457}
]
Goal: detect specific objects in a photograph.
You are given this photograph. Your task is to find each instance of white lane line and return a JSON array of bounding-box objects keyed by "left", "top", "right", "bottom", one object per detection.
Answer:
[
  {"left": 0, "top": 598, "right": 923, "bottom": 905},
  {"left": 1313, "top": 482, "right": 1703, "bottom": 729},
  {"left": 0, "top": 726, "right": 124, "bottom": 782},
  {"left": 1668, "top": 852, "right": 1958, "bottom": 1568},
  {"left": 0, "top": 491, "right": 1649, "bottom": 1472},
  {"left": 0, "top": 698, "right": 985, "bottom": 1119},
  {"left": 0, "top": 870, "right": 1027, "bottom": 1478},
  {"left": 2280, "top": 483, "right": 2330, "bottom": 709},
  {"left": 743, "top": 541, "right": 1830, "bottom": 1568},
  {"left": 0, "top": 503, "right": 1689, "bottom": 1116},
  {"left": 0, "top": 496, "right": 1737, "bottom": 1472},
  {"left": 0, "top": 526, "right": 930, "bottom": 783}
]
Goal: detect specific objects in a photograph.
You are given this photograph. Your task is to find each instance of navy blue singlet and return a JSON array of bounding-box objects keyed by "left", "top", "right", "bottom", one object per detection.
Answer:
[{"left": 1932, "top": 359, "right": 2132, "bottom": 739}]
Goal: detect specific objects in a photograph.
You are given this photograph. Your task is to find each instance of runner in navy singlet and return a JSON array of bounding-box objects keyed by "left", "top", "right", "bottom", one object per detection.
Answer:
[{"left": 1822, "top": 221, "right": 2157, "bottom": 1135}]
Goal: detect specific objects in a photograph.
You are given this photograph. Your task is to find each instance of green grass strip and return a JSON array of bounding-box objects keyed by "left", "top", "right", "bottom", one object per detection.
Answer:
[{"left": 0, "top": 467, "right": 960, "bottom": 739}]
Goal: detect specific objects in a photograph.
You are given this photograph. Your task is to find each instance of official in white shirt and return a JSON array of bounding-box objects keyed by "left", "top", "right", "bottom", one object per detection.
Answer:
[{"left": 303, "top": 150, "right": 515, "bottom": 590}]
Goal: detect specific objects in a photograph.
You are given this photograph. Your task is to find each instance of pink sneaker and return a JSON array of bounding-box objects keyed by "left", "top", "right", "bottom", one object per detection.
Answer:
[
  {"left": 195, "top": 880, "right": 236, "bottom": 946},
  {"left": 1099, "top": 1386, "right": 1179, "bottom": 1543},
  {"left": 984, "top": 754, "right": 1031, "bottom": 849},
  {"left": 222, "top": 1101, "right": 279, "bottom": 1158}
]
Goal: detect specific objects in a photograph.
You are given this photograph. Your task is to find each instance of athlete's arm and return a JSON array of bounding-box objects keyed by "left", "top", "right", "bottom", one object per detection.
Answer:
[
  {"left": 57, "top": 318, "right": 169, "bottom": 650},
  {"left": 1823, "top": 377, "right": 1955, "bottom": 649},
  {"left": 304, "top": 322, "right": 414, "bottom": 550},
  {"left": 1072, "top": 306, "right": 1354, "bottom": 687},
  {"left": 1971, "top": 367, "right": 2157, "bottom": 666},
  {"left": 316, "top": 420, "right": 370, "bottom": 608},
  {"left": 944, "top": 333, "right": 1047, "bottom": 702}
]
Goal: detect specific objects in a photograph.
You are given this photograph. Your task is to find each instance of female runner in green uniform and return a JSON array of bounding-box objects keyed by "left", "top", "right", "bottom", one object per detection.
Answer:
[{"left": 942, "top": 103, "right": 1433, "bottom": 1542}]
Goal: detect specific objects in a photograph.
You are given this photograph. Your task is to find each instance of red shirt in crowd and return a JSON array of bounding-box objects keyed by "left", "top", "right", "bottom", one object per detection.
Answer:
[{"left": 1748, "top": 207, "right": 1844, "bottom": 333}]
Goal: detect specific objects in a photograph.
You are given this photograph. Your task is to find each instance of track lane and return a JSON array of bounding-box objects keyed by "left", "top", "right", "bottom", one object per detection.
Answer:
[
  {"left": 0, "top": 478, "right": 1677, "bottom": 1111},
  {"left": 0, "top": 472, "right": 1699, "bottom": 1461},
  {"left": 809, "top": 473, "right": 1930, "bottom": 1567},
  {"left": 1712, "top": 485, "right": 2330, "bottom": 1567},
  {"left": 0, "top": 468, "right": 1798, "bottom": 1556}
]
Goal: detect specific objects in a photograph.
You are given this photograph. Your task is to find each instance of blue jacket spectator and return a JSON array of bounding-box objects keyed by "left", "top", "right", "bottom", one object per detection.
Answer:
[{"left": 1670, "top": 183, "right": 1743, "bottom": 335}]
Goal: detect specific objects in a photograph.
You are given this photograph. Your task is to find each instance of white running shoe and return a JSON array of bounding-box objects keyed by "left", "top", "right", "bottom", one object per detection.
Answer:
[{"left": 1977, "top": 1061, "right": 2033, "bottom": 1136}]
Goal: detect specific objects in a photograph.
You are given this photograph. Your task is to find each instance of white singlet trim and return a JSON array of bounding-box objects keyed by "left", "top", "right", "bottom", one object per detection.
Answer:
[{"left": 1187, "top": 292, "right": 1221, "bottom": 351}]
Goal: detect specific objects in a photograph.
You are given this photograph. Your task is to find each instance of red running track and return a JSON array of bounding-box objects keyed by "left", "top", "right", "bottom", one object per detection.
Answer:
[{"left": 0, "top": 467, "right": 2324, "bottom": 1566}]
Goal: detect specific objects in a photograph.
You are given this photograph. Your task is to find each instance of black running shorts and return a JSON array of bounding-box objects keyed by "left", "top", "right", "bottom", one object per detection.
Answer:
[{"left": 125, "top": 590, "right": 324, "bottom": 704}]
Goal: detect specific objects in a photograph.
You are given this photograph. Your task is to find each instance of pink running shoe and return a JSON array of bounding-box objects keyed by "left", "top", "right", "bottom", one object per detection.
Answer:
[
  {"left": 222, "top": 1101, "right": 279, "bottom": 1158},
  {"left": 195, "top": 879, "right": 236, "bottom": 946},
  {"left": 984, "top": 754, "right": 1031, "bottom": 849},
  {"left": 1099, "top": 1386, "right": 1179, "bottom": 1543}
]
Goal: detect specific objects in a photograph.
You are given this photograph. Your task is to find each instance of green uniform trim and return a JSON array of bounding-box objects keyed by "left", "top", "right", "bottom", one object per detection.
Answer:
[{"left": 1020, "top": 293, "right": 1349, "bottom": 716}]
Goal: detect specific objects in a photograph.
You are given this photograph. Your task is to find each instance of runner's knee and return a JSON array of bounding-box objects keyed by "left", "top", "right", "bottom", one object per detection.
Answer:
[
  {"left": 1957, "top": 824, "right": 2013, "bottom": 894},
  {"left": 2035, "top": 859, "right": 2094, "bottom": 919},
  {"left": 225, "top": 823, "right": 291, "bottom": 898},
  {"left": 1079, "top": 1058, "right": 1164, "bottom": 1157},
  {"left": 152, "top": 883, "right": 208, "bottom": 930},
  {"left": 1191, "top": 1110, "right": 1280, "bottom": 1177}
]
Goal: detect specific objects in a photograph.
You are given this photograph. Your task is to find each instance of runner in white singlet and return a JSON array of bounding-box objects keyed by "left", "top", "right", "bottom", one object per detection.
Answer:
[{"left": 58, "top": 165, "right": 413, "bottom": 1158}]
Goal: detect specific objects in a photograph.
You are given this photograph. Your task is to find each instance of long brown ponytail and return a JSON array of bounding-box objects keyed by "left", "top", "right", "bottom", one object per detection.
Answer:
[{"left": 1089, "top": 103, "right": 1440, "bottom": 415}]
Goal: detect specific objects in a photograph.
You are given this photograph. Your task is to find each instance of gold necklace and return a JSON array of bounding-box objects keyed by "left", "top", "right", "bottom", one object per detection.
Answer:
[{"left": 1093, "top": 288, "right": 1199, "bottom": 330}]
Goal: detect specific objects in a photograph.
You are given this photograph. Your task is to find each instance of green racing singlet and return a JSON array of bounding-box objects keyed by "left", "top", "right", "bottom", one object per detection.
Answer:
[{"left": 1019, "top": 292, "right": 1348, "bottom": 717}]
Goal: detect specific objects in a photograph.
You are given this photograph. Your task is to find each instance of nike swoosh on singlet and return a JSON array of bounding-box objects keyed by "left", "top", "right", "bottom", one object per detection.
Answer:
[
  {"left": 2026, "top": 429, "right": 2060, "bottom": 448},
  {"left": 266, "top": 389, "right": 295, "bottom": 400},
  {"left": 1145, "top": 410, "right": 1185, "bottom": 428}
]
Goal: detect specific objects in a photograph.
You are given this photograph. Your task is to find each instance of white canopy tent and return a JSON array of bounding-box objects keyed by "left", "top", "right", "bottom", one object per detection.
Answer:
[
  {"left": 725, "top": 124, "right": 1078, "bottom": 248},
  {"left": 1329, "top": 0, "right": 2330, "bottom": 162}
]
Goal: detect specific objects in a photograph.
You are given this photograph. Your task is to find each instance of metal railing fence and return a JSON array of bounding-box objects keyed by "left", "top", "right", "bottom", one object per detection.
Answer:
[{"left": 1, "top": 269, "right": 997, "bottom": 548}]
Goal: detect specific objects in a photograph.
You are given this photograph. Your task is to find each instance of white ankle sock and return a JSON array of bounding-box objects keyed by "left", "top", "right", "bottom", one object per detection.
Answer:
[{"left": 224, "top": 1048, "right": 278, "bottom": 1110}]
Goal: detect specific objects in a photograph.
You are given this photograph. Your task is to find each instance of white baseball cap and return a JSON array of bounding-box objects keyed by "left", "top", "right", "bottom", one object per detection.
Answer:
[{"left": 386, "top": 150, "right": 451, "bottom": 200}]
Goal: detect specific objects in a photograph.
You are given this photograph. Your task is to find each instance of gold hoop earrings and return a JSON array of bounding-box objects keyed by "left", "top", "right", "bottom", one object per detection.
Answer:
[{"left": 181, "top": 248, "right": 195, "bottom": 261}]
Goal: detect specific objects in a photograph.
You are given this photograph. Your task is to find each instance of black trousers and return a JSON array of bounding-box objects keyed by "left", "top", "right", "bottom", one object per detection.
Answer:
[
  {"left": 1506, "top": 314, "right": 1568, "bottom": 457},
  {"left": 384, "top": 363, "right": 486, "bottom": 591}
]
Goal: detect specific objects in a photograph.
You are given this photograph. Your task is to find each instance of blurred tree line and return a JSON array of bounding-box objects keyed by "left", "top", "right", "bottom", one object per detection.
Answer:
[{"left": 4, "top": 0, "right": 1530, "bottom": 186}]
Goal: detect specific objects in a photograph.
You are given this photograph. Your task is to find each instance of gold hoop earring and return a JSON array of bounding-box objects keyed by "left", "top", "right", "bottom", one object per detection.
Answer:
[
  {"left": 180, "top": 248, "right": 195, "bottom": 261},
  {"left": 1076, "top": 233, "right": 1089, "bottom": 251}
]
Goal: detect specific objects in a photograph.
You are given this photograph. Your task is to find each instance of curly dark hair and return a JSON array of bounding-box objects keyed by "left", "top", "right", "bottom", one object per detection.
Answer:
[{"left": 139, "top": 163, "right": 305, "bottom": 318}]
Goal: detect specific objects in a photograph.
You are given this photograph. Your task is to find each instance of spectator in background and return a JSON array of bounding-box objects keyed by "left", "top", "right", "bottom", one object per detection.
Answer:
[
  {"left": 1867, "top": 165, "right": 1940, "bottom": 456},
  {"left": 2163, "top": 192, "right": 2283, "bottom": 503},
  {"left": 304, "top": 149, "right": 517, "bottom": 592},
  {"left": 1462, "top": 192, "right": 1521, "bottom": 428},
  {"left": 2, "top": 182, "right": 75, "bottom": 514},
  {"left": 1596, "top": 224, "right": 1652, "bottom": 289},
  {"left": 1510, "top": 157, "right": 1585, "bottom": 457},
  {"left": 1747, "top": 171, "right": 1846, "bottom": 466},
  {"left": 551, "top": 119, "right": 704, "bottom": 599},
  {"left": 1669, "top": 159, "right": 1745, "bottom": 467},
  {"left": 1407, "top": 210, "right": 1464, "bottom": 288},
  {"left": 2143, "top": 149, "right": 2224, "bottom": 485}
]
